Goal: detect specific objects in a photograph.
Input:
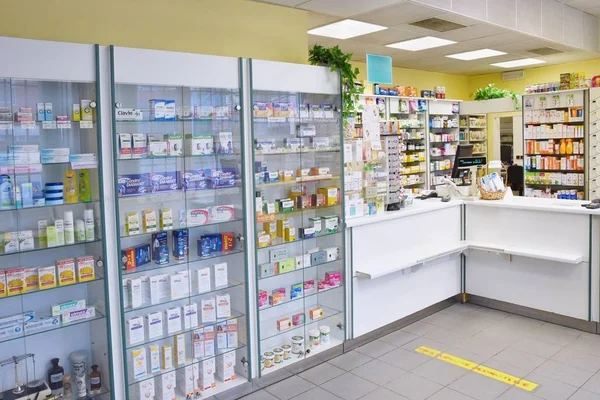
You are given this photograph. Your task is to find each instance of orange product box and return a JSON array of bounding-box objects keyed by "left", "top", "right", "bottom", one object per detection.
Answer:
[
  {"left": 222, "top": 233, "right": 235, "bottom": 251},
  {"left": 0, "top": 270, "right": 6, "bottom": 297},
  {"left": 6, "top": 267, "right": 25, "bottom": 296},
  {"left": 57, "top": 258, "right": 76, "bottom": 286}
]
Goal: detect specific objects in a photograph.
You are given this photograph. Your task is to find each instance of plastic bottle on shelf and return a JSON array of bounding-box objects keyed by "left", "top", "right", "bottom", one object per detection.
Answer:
[
  {"left": 579, "top": 139, "right": 584, "bottom": 154},
  {"left": 78, "top": 169, "right": 91, "bottom": 203},
  {"left": 14, "top": 185, "right": 21, "bottom": 209},
  {"left": 566, "top": 139, "right": 573, "bottom": 155},
  {"left": 0, "top": 174, "right": 13, "bottom": 209},
  {"left": 63, "top": 169, "right": 78, "bottom": 203},
  {"left": 559, "top": 139, "right": 566, "bottom": 155}
]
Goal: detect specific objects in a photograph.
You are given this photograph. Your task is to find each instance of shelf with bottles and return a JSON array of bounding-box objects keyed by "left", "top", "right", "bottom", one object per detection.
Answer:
[
  {"left": 525, "top": 138, "right": 584, "bottom": 156},
  {"left": 524, "top": 155, "right": 584, "bottom": 172},
  {"left": 472, "top": 143, "right": 487, "bottom": 155},
  {"left": 430, "top": 159, "right": 454, "bottom": 173},
  {"left": 525, "top": 187, "right": 585, "bottom": 200},
  {"left": 525, "top": 171, "right": 584, "bottom": 187}
]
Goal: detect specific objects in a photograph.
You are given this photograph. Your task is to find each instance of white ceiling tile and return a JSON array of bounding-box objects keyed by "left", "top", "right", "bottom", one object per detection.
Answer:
[
  {"left": 307, "top": 12, "right": 341, "bottom": 29},
  {"left": 254, "top": 0, "right": 309, "bottom": 6},
  {"left": 541, "top": 0, "right": 564, "bottom": 43},
  {"left": 494, "top": 39, "right": 557, "bottom": 53},
  {"left": 433, "top": 12, "right": 481, "bottom": 26},
  {"left": 351, "top": 27, "right": 422, "bottom": 45},
  {"left": 517, "top": 0, "right": 542, "bottom": 36},
  {"left": 461, "top": 31, "right": 527, "bottom": 47},
  {"left": 563, "top": 5, "right": 584, "bottom": 47},
  {"left": 298, "top": 0, "right": 407, "bottom": 18},
  {"left": 354, "top": 2, "right": 445, "bottom": 27},
  {"left": 409, "top": 0, "right": 452, "bottom": 11},
  {"left": 582, "top": 12, "right": 599, "bottom": 51},
  {"left": 487, "top": 0, "right": 517, "bottom": 29},
  {"left": 564, "top": 0, "right": 600, "bottom": 10},
  {"left": 452, "top": 0, "right": 487, "bottom": 20},
  {"left": 438, "top": 23, "right": 508, "bottom": 42}
]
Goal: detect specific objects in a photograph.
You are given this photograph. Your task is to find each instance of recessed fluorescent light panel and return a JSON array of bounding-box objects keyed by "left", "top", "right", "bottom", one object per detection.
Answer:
[
  {"left": 308, "top": 19, "right": 387, "bottom": 40},
  {"left": 446, "top": 49, "right": 506, "bottom": 60},
  {"left": 386, "top": 36, "right": 456, "bottom": 51},
  {"left": 491, "top": 58, "right": 546, "bottom": 68}
]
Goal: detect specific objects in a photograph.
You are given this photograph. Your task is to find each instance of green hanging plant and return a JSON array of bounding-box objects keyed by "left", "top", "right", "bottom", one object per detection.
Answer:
[
  {"left": 472, "top": 84, "right": 520, "bottom": 109},
  {"left": 308, "top": 44, "right": 364, "bottom": 119}
]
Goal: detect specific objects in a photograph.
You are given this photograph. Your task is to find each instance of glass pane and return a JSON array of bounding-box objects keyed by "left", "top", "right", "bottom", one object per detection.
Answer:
[{"left": 113, "top": 81, "right": 249, "bottom": 400}]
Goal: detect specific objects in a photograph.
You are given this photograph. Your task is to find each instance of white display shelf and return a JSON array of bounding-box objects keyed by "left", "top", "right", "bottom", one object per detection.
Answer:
[
  {"left": 259, "top": 305, "right": 342, "bottom": 342},
  {"left": 260, "top": 336, "right": 343, "bottom": 375}
]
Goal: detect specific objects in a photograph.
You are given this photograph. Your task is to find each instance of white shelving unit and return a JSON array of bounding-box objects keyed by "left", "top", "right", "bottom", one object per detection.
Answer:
[{"left": 428, "top": 100, "right": 461, "bottom": 188}]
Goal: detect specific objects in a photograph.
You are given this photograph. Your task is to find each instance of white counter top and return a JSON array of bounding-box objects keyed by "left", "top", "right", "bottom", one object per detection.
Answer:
[
  {"left": 346, "top": 196, "right": 600, "bottom": 229},
  {"left": 345, "top": 199, "right": 461, "bottom": 228}
]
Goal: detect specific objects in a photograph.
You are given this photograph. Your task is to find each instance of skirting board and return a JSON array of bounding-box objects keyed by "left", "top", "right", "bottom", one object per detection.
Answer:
[
  {"left": 345, "top": 297, "right": 457, "bottom": 351},
  {"left": 467, "top": 294, "right": 597, "bottom": 334}
]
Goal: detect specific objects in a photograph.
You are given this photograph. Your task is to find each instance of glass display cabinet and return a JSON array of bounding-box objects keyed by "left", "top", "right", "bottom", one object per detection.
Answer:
[
  {"left": 249, "top": 60, "right": 346, "bottom": 377},
  {"left": 110, "top": 47, "right": 250, "bottom": 400},
  {"left": 0, "top": 39, "right": 112, "bottom": 399}
]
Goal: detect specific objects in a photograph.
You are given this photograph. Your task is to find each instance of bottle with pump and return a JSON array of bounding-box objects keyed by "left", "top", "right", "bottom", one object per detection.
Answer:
[
  {"left": 559, "top": 139, "right": 566, "bottom": 154},
  {"left": 48, "top": 358, "right": 65, "bottom": 396},
  {"left": 89, "top": 364, "right": 102, "bottom": 394},
  {"left": 78, "top": 169, "right": 91, "bottom": 202},
  {"left": 566, "top": 139, "right": 573, "bottom": 155},
  {"left": 64, "top": 169, "right": 78, "bottom": 203}
]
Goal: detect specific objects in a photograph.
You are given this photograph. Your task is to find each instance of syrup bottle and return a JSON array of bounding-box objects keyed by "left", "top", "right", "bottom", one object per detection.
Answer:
[
  {"left": 90, "top": 364, "right": 102, "bottom": 394},
  {"left": 48, "top": 358, "right": 65, "bottom": 396}
]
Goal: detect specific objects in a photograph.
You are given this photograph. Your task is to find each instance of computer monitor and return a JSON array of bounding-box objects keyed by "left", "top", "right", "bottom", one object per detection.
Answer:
[{"left": 451, "top": 144, "right": 474, "bottom": 179}]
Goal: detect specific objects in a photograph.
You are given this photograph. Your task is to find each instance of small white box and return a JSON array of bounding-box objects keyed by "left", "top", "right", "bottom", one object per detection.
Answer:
[
  {"left": 183, "top": 303, "right": 198, "bottom": 330},
  {"left": 149, "top": 275, "right": 162, "bottom": 305},
  {"left": 165, "top": 307, "right": 181, "bottom": 334},
  {"left": 174, "top": 333, "right": 186, "bottom": 366},
  {"left": 131, "top": 348, "right": 147, "bottom": 379},
  {"left": 199, "top": 358, "right": 216, "bottom": 391},
  {"left": 216, "top": 322, "right": 228, "bottom": 350},
  {"left": 201, "top": 298, "right": 216, "bottom": 323},
  {"left": 157, "top": 371, "right": 176, "bottom": 400},
  {"left": 149, "top": 345, "right": 160, "bottom": 373},
  {"left": 204, "top": 325, "right": 215, "bottom": 357},
  {"left": 118, "top": 133, "right": 132, "bottom": 159},
  {"left": 166, "top": 134, "right": 183, "bottom": 156},
  {"left": 227, "top": 319, "right": 238, "bottom": 349},
  {"left": 127, "top": 316, "right": 145, "bottom": 345},
  {"left": 129, "top": 278, "right": 142, "bottom": 309},
  {"left": 149, "top": 99, "right": 166, "bottom": 121},
  {"left": 146, "top": 312, "right": 163, "bottom": 340},
  {"left": 169, "top": 273, "right": 186, "bottom": 300},
  {"left": 216, "top": 351, "right": 236, "bottom": 383},
  {"left": 193, "top": 328, "right": 205, "bottom": 359},
  {"left": 216, "top": 294, "right": 231, "bottom": 319},
  {"left": 177, "top": 364, "right": 199, "bottom": 398},
  {"left": 213, "top": 262, "right": 228, "bottom": 288},
  {"left": 162, "top": 345, "right": 173, "bottom": 370},
  {"left": 132, "top": 133, "right": 147, "bottom": 159},
  {"left": 138, "top": 378, "right": 155, "bottom": 400},
  {"left": 197, "top": 267, "right": 211, "bottom": 293}
]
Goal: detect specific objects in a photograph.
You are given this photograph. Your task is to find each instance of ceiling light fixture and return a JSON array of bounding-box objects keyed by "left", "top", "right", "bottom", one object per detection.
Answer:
[
  {"left": 386, "top": 36, "right": 456, "bottom": 51},
  {"left": 307, "top": 19, "right": 387, "bottom": 40},
  {"left": 446, "top": 49, "right": 506, "bottom": 60},
  {"left": 491, "top": 58, "right": 546, "bottom": 68}
]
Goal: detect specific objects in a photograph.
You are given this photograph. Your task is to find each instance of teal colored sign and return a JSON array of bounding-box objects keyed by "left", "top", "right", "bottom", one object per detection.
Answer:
[{"left": 366, "top": 54, "right": 393, "bottom": 84}]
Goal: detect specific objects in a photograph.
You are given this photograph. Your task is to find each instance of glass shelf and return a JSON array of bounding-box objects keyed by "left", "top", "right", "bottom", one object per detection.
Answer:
[
  {"left": 256, "top": 176, "right": 340, "bottom": 189},
  {"left": 0, "top": 238, "right": 102, "bottom": 257},
  {"left": 0, "top": 273, "right": 104, "bottom": 302},
  {"left": 258, "top": 230, "right": 342, "bottom": 251},
  {"left": 0, "top": 199, "right": 99, "bottom": 213},
  {"left": 258, "top": 285, "right": 342, "bottom": 312},
  {"left": 120, "top": 218, "right": 243, "bottom": 239},
  {"left": 258, "top": 258, "right": 342, "bottom": 281},
  {"left": 125, "top": 311, "right": 244, "bottom": 350},
  {"left": 124, "top": 279, "right": 243, "bottom": 314},
  {"left": 260, "top": 305, "right": 342, "bottom": 342},
  {"left": 117, "top": 186, "right": 242, "bottom": 205}
]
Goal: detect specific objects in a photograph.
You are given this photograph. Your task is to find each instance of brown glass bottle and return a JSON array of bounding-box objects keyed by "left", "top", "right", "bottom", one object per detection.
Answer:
[
  {"left": 89, "top": 365, "right": 102, "bottom": 394},
  {"left": 48, "top": 358, "right": 64, "bottom": 396}
]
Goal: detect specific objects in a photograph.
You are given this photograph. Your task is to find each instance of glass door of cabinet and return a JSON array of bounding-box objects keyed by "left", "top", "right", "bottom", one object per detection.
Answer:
[
  {"left": 0, "top": 46, "right": 112, "bottom": 399},
  {"left": 111, "top": 48, "right": 249, "bottom": 400},
  {"left": 250, "top": 60, "right": 346, "bottom": 378}
]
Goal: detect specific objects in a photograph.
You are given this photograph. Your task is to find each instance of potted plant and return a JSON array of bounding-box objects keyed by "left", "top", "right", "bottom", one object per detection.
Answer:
[
  {"left": 308, "top": 44, "right": 363, "bottom": 119},
  {"left": 461, "top": 84, "right": 521, "bottom": 114}
]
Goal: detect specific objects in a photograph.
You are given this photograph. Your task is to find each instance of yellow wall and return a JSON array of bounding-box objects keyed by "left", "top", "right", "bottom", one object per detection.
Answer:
[
  {"left": 353, "top": 61, "right": 470, "bottom": 100},
  {"left": 0, "top": 0, "right": 308, "bottom": 63},
  {"left": 467, "top": 59, "right": 600, "bottom": 98}
]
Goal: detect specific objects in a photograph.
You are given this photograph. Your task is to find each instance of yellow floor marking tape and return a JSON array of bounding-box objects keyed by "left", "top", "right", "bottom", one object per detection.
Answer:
[{"left": 414, "top": 346, "right": 538, "bottom": 392}]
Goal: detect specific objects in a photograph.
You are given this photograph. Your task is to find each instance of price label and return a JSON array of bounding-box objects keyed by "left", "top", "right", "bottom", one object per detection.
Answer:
[
  {"left": 57, "top": 121, "right": 72, "bottom": 129},
  {"left": 80, "top": 121, "right": 93, "bottom": 129},
  {"left": 21, "top": 121, "right": 37, "bottom": 130},
  {"left": 71, "top": 161, "right": 98, "bottom": 170},
  {"left": 42, "top": 121, "right": 57, "bottom": 130},
  {"left": 0, "top": 122, "right": 12, "bottom": 130}
]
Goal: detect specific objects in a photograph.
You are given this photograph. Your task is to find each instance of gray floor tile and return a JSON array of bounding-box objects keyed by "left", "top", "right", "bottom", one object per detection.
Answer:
[
  {"left": 380, "top": 330, "right": 420, "bottom": 347},
  {"left": 411, "top": 357, "right": 468, "bottom": 385},
  {"left": 568, "top": 337, "right": 600, "bottom": 357},
  {"left": 351, "top": 359, "right": 406, "bottom": 385},
  {"left": 384, "top": 372, "right": 443, "bottom": 400},
  {"left": 532, "top": 322, "right": 582, "bottom": 346},
  {"left": 400, "top": 321, "right": 437, "bottom": 336},
  {"left": 497, "top": 387, "right": 540, "bottom": 399},
  {"left": 298, "top": 362, "right": 345, "bottom": 385},
  {"left": 442, "top": 346, "right": 490, "bottom": 365},
  {"left": 551, "top": 347, "right": 600, "bottom": 372},
  {"left": 481, "top": 358, "right": 530, "bottom": 379},
  {"left": 240, "top": 390, "right": 279, "bottom": 400},
  {"left": 290, "top": 387, "right": 342, "bottom": 400},
  {"left": 448, "top": 371, "right": 510, "bottom": 400},
  {"left": 320, "top": 372, "right": 379, "bottom": 400},
  {"left": 489, "top": 347, "right": 546, "bottom": 374},
  {"left": 358, "top": 387, "right": 409, "bottom": 400},
  {"left": 328, "top": 351, "right": 372, "bottom": 371},
  {"left": 456, "top": 335, "right": 508, "bottom": 359},
  {"left": 378, "top": 347, "right": 431, "bottom": 371},
  {"left": 526, "top": 372, "right": 578, "bottom": 400},
  {"left": 571, "top": 390, "right": 600, "bottom": 400},
  {"left": 354, "top": 339, "right": 397, "bottom": 358},
  {"left": 497, "top": 314, "right": 545, "bottom": 331},
  {"left": 423, "top": 326, "right": 472, "bottom": 347},
  {"left": 420, "top": 312, "right": 470, "bottom": 330},
  {"left": 511, "top": 337, "right": 563, "bottom": 359},
  {"left": 443, "top": 303, "right": 482, "bottom": 316},
  {"left": 400, "top": 337, "right": 449, "bottom": 353},
  {"left": 533, "top": 359, "right": 595, "bottom": 387},
  {"left": 427, "top": 388, "right": 477, "bottom": 400},
  {"left": 474, "top": 325, "right": 528, "bottom": 347},
  {"left": 582, "top": 371, "right": 600, "bottom": 395},
  {"left": 264, "top": 376, "right": 315, "bottom": 400}
]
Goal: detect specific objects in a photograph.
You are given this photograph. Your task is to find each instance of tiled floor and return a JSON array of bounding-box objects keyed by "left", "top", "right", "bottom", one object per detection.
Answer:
[{"left": 241, "top": 303, "right": 600, "bottom": 400}]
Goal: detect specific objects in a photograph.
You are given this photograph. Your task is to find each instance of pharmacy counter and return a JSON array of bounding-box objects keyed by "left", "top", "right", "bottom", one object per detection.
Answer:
[{"left": 348, "top": 197, "right": 600, "bottom": 338}]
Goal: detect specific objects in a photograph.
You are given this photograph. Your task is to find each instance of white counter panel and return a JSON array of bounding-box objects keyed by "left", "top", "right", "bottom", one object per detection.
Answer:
[{"left": 466, "top": 251, "right": 589, "bottom": 320}]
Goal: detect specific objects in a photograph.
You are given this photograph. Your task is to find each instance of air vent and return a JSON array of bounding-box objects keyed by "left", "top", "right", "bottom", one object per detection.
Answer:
[
  {"left": 528, "top": 47, "right": 563, "bottom": 56},
  {"left": 502, "top": 70, "right": 525, "bottom": 81},
  {"left": 409, "top": 18, "right": 466, "bottom": 32}
]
